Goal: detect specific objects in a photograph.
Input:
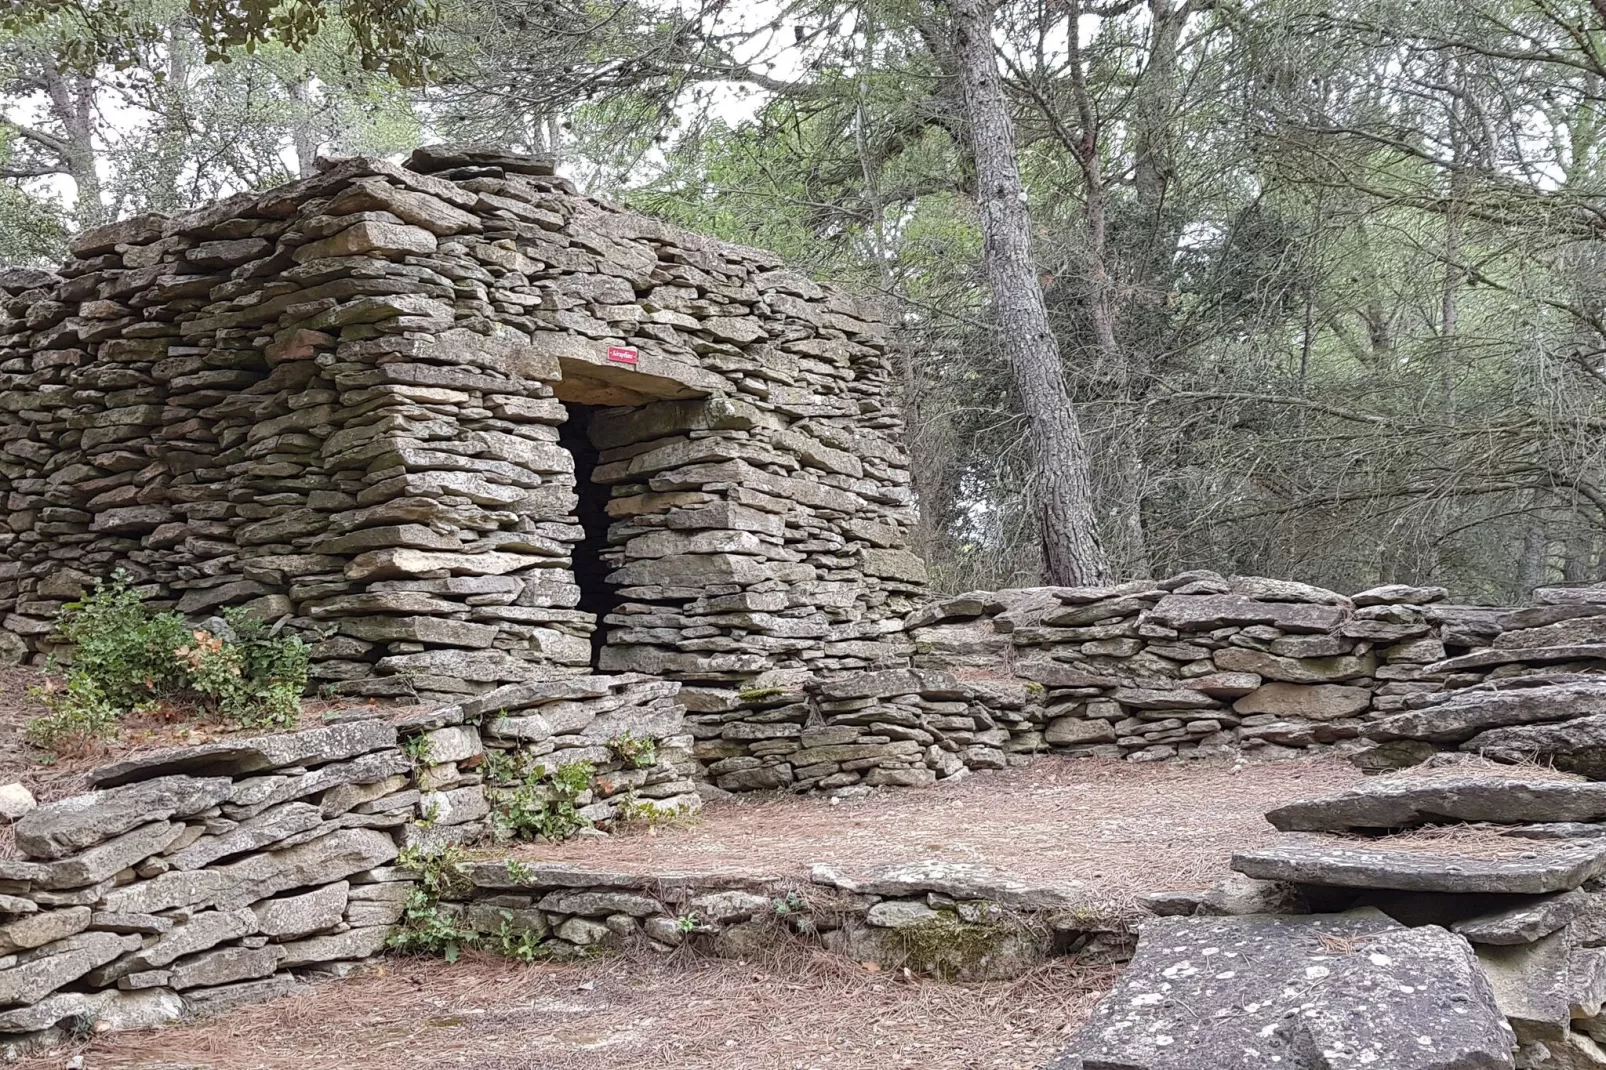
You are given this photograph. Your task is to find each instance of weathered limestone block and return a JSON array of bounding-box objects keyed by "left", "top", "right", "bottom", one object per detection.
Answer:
[
  {"left": 0, "top": 908, "right": 89, "bottom": 954},
  {"left": 36, "top": 822, "right": 186, "bottom": 890},
  {"left": 1213, "top": 647, "right": 1377, "bottom": 684},
  {"left": 274, "top": 926, "right": 390, "bottom": 967},
  {"left": 90, "top": 721, "right": 398, "bottom": 787},
  {"left": 1266, "top": 776, "right": 1606, "bottom": 832},
  {"left": 1371, "top": 682, "right": 1606, "bottom": 745},
  {"left": 0, "top": 931, "right": 140, "bottom": 1005},
  {"left": 1233, "top": 840, "right": 1606, "bottom": 894},
  {"left": 1233, "top": 683, "right": 1369, "bottom": 721},
  {"left": 251, "top": 882, "right": 351, "bottom": 940},
  {"left": 15, "top": 776, "right": 232, "bottom": 859},
  {"left": 1060, "top": 911, "right": 1514, "bottom": 1070},
  {"left": 168, "top": 945, "right": 283, "bottom": 990},
  {"left": 209, "top": 828, "right": 398, "bottom": 910}
]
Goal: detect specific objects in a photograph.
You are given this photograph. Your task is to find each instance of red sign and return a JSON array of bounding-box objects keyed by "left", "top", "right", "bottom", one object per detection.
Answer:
[{"left": 606, "top": 345, "right": 639, "bottom": 365}]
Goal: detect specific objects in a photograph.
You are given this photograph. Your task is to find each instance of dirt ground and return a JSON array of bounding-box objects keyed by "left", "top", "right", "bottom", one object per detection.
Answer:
[
  {"left": 512, "top": 753, "right": 1364, "bottom": 915},
  {"left": 16, "top": 950, "right": 1118, "bottom": 1070}
]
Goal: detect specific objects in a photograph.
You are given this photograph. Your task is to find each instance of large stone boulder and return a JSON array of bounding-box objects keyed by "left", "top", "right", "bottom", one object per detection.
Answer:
[{"left": 1057, "top": 910, "right": 1515, "bottom": 1069}]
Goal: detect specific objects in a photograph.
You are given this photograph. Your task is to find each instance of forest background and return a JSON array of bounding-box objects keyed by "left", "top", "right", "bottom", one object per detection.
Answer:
[{"left": 5, "top": 0, "right": 1606, "bottom": 602}]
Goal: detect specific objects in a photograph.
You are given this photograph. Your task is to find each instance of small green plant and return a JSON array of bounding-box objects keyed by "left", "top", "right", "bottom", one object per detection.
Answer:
[
  {"left": 26, "top": 673, "right": 124, "bottom": 756},
  {"left": 413, "top": 798, "right": 444, "bottom": 828},
  {"left": 485, "top": 755, "right": 595, "bottom": 843},
  {"left": 480, "top": 744, "right": 522, "bottom": 783},
  {"left": 613, "top": 790, "right": 675, "bottom": 830},
  {"left": 486, "top": 913, "right": 549, "bottom": 963},
  {"left": 388, "top": 844, "right": 474, "bottom": 961},
  {"left": 388, "top": 886, "right": 474, "bottom": 961},
  {"left": 504, "top": 858, "right": 534, "bottom": 884},
  {"left": 390, "top": 846, "right": 552, "bottom": 963},
  {"left": 772, "top": 891, "right": 805, "bottom": 916},
  {"left": 26, "top": 573, "right": 309, "bottom": 755},
  {"left": 675, "top": 912, "right": 700, "bottom": 933},
  {"left": 737, "top": 686, "right": 788, "bottom": 703},
  {"left": 549, "top": 759, "right": 594, "bottom": 797},
  {"left": 607, "top": 731, "right": 657, "bottom": 769},
  {"left": 402, "top": 734, "right": 435, "bottom": 765}
]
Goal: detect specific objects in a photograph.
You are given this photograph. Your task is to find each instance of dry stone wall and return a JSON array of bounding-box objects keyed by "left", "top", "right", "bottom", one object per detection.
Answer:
[
  {"left": 436, "top": 856, "right": 1118, "bottom": 982},
  {"left": 0, "top": 670, "right": 701, "bottom": 1048},
  {"left": 0, "top": 719, "right": 411, "bottom": 1044},
  {"left": 897, "top": 570, "right": 1568, "bottom": 766},
  {"left": 0, "top": 145, "right": 921, "bottom": 704}
]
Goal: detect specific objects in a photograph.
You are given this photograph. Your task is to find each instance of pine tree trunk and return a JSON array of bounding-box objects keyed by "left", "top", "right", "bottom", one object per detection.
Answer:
[{"left": 948, "top": 0, "right": 1109, "bottom": 585}]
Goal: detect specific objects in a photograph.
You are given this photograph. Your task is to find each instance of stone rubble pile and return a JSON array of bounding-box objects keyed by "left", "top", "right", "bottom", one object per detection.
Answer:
[
  {"left": 1059, "top": 761, "right": 1606, "bottom": 1069},
  {"left": 0, "top": 144, "right": 920, "bottom": 704}
]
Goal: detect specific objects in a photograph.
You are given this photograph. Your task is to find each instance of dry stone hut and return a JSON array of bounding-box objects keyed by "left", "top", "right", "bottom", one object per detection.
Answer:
[{"left": 0, "top": 146, "right": 925, "bottom": 706}]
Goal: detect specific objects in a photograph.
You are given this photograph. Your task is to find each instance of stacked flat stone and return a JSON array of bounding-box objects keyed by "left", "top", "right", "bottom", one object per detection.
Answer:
[
  {"left": 437, "top": 857, "right": 1099, "bottom": 980},
  {"left": 1230, "top": 770, "right": 1606, "bottom": 1069},
  {"left": 410, "top": 672, "right": 701, "bottom": 829},
  {"left": 0, "top": 146, "right": 921, "bottom": 703},
  {"left": 0, "top": 717, "right": 426, "bottom": 1048},
  {"left": 905, "top": 571, "right": 1459, "bottom": 762},
  {"left": 681, "top": 668, "right": 1009, "bottom": 793}
]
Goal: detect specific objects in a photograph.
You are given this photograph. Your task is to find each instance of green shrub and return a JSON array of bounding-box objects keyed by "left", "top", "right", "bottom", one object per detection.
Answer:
[
  {"left": 25, "top": 673, "right": 123, "bottom": 755},
  {"left": 55, "top": 574, "right": 188, "bottom": 707},
  {"left": 26, "top": 572, "right": 309, "bottom": 754}
]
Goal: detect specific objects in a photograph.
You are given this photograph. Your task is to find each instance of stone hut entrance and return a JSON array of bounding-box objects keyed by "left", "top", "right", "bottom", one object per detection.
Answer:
[
  {"left": 554, "top": 403, "right": 614, "bottom": 668},
  {"left": 548, "top": 347, "right": 711, "bottom": 672}
]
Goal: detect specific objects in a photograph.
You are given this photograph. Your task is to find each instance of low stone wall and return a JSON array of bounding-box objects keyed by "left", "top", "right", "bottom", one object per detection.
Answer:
[
  {"left": 407, "top": 672, "right": 702, "bottom": 839},
  {"left": 0, "top": 670, "right": 701, "bottom": 1048},
  {"left": 436, "top": 857, "right": 1127, "bottom": 981},
  {"left": 0, "top": 719, "right": 411, "bottom": 1045},
  {"left": 898, "top": 572, "right": 1606, "bottom": 765}
]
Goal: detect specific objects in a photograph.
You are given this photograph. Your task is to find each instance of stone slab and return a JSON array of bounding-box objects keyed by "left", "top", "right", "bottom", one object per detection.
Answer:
[
  {"left": 1232, "top": 839, "right": 1606, "bottom": 894},
  {"left": 1266, "top": 776, "right": 1606, "bottom": 832},
  {"left": 89, "top": 720, "right": 397, "bottom": 787},
  {"left": 1061, "top": 910, "right": 1514, "bottom": 1070},
  {"left": 809, "top": 861, "right": 1085, "bottom": 911},
  {"left": 1368, "top": 682, "right": 1606, "bottom": 745}
]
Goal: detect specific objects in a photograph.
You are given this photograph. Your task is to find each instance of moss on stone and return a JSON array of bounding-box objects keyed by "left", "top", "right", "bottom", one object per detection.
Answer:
[{"left": 888, "top": 908, "right": 1048, "bottom": 981}]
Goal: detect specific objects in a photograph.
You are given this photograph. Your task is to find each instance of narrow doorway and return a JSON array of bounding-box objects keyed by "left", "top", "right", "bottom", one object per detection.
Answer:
[{"left": 557, "top": 403, "right": 620, "bottom": 668}]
